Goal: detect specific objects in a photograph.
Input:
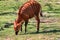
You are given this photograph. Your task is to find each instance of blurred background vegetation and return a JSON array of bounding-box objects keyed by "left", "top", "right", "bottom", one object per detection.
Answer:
[
  {"left": 0, "top": 0, "right": 60, "bottom": 40},
  {"left": 0, "top": 0, "right": 60, "bottom": 12}
]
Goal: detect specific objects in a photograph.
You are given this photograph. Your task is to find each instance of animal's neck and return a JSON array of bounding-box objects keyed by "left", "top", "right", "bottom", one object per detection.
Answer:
[{"left": 16, "top": 16, "right": 22, "bottom": 24}]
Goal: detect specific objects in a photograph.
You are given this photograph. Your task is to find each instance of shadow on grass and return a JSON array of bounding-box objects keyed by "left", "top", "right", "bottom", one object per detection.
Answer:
[
  {"left": 20, "top": 29, "right": 60, "bottom": 35},
  {"left": 0, "top": 12, "right": 16, "bottom": 15}
]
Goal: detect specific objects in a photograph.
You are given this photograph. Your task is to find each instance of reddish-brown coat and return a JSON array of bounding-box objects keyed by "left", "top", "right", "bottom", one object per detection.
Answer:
[{"left": 14, "top": 0, "right": 43, "bottom": 35}]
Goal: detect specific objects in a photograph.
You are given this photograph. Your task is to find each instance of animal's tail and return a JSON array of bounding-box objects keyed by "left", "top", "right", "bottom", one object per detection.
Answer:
[
  {"left": 40, "top": 10, "right": 43, "bottom": 17},
  {"left": 40, "top": 7, "right": 43, "bottom": 17}
]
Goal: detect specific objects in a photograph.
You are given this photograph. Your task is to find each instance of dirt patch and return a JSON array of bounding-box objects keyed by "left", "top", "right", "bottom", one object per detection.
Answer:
[{"left": 40, "top": 17, "right": 60, "bottom": 23}]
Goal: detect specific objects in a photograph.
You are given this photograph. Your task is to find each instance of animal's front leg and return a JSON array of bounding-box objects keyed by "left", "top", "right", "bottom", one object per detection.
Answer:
[
  {"left": 20, "top": 22, "right": 24, "bottom": 32},
  {"left": 25, "top": 20, "right": 28, "bottom": 33}
]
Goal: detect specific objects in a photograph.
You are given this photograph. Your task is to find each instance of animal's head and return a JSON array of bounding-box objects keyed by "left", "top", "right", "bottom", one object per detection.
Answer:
[
  {"left": 14, "top": 20, "right": 24, "bottom": 35},
  {"left": 14, "top": 20, "right": 21, "bottom": 35}
]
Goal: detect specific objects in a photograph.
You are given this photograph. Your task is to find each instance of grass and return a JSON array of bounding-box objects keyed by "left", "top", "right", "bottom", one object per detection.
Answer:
[
  {"left": 0, "top": 0, "right": 60, "bottom": 40},
  {"left": 0, "top": 0, "right": 60, "bottom": 12},
  {"left": 0, "top": 12, "right": 60, "bottom": 40},
  {"left": 0, "top": 24, "right": 60, "bottom": 40}
]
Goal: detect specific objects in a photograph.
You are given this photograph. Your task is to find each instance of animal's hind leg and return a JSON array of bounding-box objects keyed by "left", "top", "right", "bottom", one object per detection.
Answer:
[
  {"left": 25, "top": 20, "right": 28, "bottom": 33},
  {"left": 35, "top": 16, "right": 40, "bottom": 33}
]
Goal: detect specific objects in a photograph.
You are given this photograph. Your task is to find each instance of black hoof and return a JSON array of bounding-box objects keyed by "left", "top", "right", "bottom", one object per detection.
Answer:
[{"left": 15, "top": 31, "right": 19, "bottom": 35}]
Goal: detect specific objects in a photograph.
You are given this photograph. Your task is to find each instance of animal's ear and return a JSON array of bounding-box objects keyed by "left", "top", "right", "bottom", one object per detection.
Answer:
[
  {"left": 15, "top": 19, "right": 16, "bottom": 22},
  {"left": 14, "top": 19, "right": 17, "bottom": 23},
  {"left": 14, "top": 20, "right": 17, "bottom": 27},
  {"left": 17, "top": 20, "right": 24, "bottom": 26}
]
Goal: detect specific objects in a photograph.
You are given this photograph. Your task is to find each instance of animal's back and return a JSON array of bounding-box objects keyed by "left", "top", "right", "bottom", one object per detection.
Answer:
[{"left": 18, "top": 1, "right": 41, "bottom": 20}]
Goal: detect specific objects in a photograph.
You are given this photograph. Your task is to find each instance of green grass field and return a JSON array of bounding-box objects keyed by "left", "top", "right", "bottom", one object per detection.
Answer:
[
  {"left": 0, "top": 12, "right": 60, "bottom": 40},
  {"left": 0, "top": 0, "right": 60, "bottom": 40}
]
